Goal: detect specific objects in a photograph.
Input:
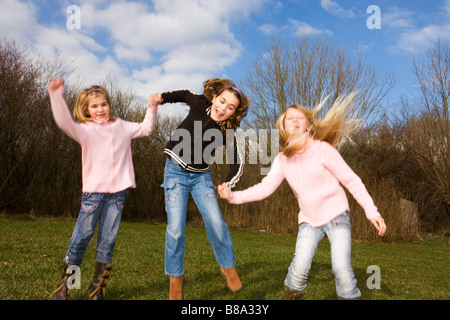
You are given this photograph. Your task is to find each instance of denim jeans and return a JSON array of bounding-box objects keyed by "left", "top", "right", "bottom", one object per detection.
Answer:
[
  {"left": 162, "top": 158, "right": 236, "bottom": 276},
  {"left": 63, "top": 189, "right": 128, "bottom": 265},
  {"left": 284, "top": 211, "right": 361, "bottom": 299}
]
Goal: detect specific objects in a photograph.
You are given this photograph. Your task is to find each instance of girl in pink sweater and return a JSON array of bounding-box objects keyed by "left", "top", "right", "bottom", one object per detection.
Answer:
[
  {"left": 48, "top": 79, "right": 158, "bottom": 300},
  {"left": 218, "top": 93, "right": 386, "bottom": 300}
]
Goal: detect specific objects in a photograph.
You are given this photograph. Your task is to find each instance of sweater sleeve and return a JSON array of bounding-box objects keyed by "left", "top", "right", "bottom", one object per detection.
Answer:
[
  {"left": 224, "top": 134, "right": 244, "bottom": 190},
  {"left": 123, "top": 106, "right": 157, "bottom": 139},
  {"left": 161, "top": 90, "right": 200, "bottom": 109},
  {"left": 48, "top": 86, "right": 85, "bottom": 143},
  {"left": 324, "top": 144, "right": 381, "bottom": 220},
  {"left": 230, "top": 153, "right": 285, "bottom": 204}
]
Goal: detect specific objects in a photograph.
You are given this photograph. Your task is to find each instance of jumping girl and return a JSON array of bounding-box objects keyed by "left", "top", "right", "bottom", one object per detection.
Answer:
[
  {"left": 218, "top": 93, "right": 386, "bottom": 300},
  {"left": 150, "top": 78, "right": 250, "bottom": 299},
  {"left": 48, "top": 79, "right": 158, "bottom": 300}
]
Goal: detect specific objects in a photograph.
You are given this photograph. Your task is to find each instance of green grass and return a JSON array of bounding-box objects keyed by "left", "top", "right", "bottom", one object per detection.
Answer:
[{"left": 0, "top": 215, "right": 449, "bottom": 300}]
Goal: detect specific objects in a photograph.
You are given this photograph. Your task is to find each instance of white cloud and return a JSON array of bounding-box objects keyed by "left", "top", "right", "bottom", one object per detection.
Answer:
[
  {"left": 290, "top": 20, "right": 333, "bottom": 36},
  {"left": 320, "top": 0, "right": 355, "bottom": 19},
  {"left": 0, "top": 0, "right": 38, "bottom": 41},
  {"left": 1, "top": 0, "right": 267, "bottom": 113},
  {"left": 162, "top": 42, "right": 241, "bottom": 74},
  {"left": 259, "top": 20, "right": 332, "bottom": 37},
  {"left": 382, "top": 7, "right": 415, "bottom": 30},
  {"left": 78, "top": 0, "right": 258, "bottom": 62},
  {"left": 444, "top": 0, "right": 450, "bottom": 14},
  {"left": 259, "top": 24, "right": 278, "bottom": 35},
  {"left": 114, "top": 45, "right": 151, "bottom": 62},
  {"left": 382, "top": 5, "right": 450, "bottom": 53},
  {"left": 397, "top": 24, "right": 450, "bottom": 53}
]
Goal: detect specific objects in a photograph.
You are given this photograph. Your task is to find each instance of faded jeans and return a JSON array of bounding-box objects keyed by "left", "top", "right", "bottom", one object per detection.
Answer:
[
  {"left": 162, "top": 158, "right": 236, "bottom": 276},
  {"left": 63, "top": 190, "right": 128, "bottom": 265},
  {"left": 284, "top": 211, "right": 361, "bottom": 299}
]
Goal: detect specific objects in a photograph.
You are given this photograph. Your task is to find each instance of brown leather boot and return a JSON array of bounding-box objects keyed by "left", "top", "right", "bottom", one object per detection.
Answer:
[
  {"left": 220, "top": 266, "right": 242, "bottom": 292},
  {"left": 284, "top": 285, "right": 304, "bottom": 300},
  {"left": 51, "top": 264, "right": 73, "bottom": 300},
  {"left": 169, "top": 276, "right": 184, "bottom": 300},
  {"left": 87, "top": 262, "right": 112, "bottom": 300}
]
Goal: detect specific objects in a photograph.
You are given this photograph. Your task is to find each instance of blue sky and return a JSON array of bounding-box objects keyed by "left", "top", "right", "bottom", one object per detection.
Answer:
[{"left": 1, "top": 0, "right": 449, "bottom": 116}]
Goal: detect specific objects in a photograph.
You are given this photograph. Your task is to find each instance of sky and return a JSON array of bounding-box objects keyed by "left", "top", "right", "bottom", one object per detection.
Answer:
[{"left": 1, "top": 0, "right": 449, "bottom": 117}]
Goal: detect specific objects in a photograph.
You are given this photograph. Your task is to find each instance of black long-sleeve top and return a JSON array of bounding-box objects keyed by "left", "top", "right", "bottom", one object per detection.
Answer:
[{"left": 161, "top": 90, "right": 243, "bottom": 189}]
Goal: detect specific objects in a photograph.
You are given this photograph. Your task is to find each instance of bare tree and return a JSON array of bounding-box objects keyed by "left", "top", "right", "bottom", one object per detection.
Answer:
[
  {"left": 0, "top": 39, "right": 171, "bottom": 220},
  {"left": 0, "top": 39, "right": 79, "bottom": 213},
  {"left": 0, "top": 39, "right": 43, "bottom": 210},
  {"left": 407, "top": 39, "right": 449, "bottom": 215},
  {"left": 243, "top": 36, "right": 394, "bottom": 130}
]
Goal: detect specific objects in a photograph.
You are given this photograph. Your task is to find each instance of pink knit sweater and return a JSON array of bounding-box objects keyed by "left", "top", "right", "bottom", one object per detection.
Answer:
[
  {"left": 230, "top": 140, "right": 380, "bottom": 227},
  {"left": 49, "top": 86, "right": 157, "bottom": 193}
]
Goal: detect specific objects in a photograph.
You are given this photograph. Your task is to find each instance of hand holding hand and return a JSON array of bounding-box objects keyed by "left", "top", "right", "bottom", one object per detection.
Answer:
[
  {"left": 148, "top": 93, "right": 163, "bottom": 107},
  {"left": 218, "top": 183, "right": 233, "bottom": 202}
]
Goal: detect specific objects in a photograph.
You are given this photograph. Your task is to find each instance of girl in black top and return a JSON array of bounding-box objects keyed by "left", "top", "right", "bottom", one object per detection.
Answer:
[{"left": 150, "top": 78, "right": 250, "bottom": 299}]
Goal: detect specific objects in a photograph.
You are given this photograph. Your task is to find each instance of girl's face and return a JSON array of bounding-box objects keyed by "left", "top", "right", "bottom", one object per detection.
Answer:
[
  {"left": 87, "top": 94, "right": 110, "bottom": 122},
  {"left": 210, "top": 90, "right": 239, "bottom": 122},
  {"left": 284, "top": 107, "right": 309, "bottom": 137}
]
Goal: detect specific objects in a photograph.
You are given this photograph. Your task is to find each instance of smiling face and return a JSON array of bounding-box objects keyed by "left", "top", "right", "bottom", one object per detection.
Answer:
[
  {"left": 284, "top": 107, "right": 309, "bottom": 137},
  {"left": 87, "top": 94, "right": 111, "bottom": 123},
  {"left": 210, "top": 89, "right": 240, "bottom": 122}
]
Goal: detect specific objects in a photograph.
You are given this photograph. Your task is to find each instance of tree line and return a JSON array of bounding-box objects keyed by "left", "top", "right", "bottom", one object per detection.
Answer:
[{"left": 0, "top": 36, "right": 448, "bottom": 242}]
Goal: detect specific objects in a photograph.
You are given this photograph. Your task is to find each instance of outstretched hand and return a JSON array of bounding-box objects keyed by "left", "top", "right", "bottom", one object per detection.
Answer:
[
  {"left": 218, "top": 183, "right": 233, "bottom": 202},
  {"left": 48, "top": 79, "right": 64, "bottom": 93},
  {"left": 370, "top": 216, "right": 387, "bottom": 237}
]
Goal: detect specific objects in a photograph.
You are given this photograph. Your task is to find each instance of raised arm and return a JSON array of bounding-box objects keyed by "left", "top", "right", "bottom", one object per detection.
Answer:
[
  {"left": 125, "top": 94, "right": 159, "bottom": 139},
  {"left": 47, "top": 79, "right": 84, "bottom": 143}
]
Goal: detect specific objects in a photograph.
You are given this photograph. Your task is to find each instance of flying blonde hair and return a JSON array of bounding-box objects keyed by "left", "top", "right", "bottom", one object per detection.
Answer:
[
  {"left": 73, "top": 85, "right": 115, "bottom": 123},
  {"left": 276, "top": 92, "right": 362, "bottom": 157}
]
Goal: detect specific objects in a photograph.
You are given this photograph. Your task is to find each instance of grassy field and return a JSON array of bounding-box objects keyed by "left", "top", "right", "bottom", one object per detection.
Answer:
[{"left": 0, "top": 214, "right": 448, "bottom": 300}]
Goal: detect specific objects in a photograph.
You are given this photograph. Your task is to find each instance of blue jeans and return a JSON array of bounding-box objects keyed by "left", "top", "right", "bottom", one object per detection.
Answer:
[
  {"left": 162, "top": 158, "right": 236, "bottom": 276},
  {"left": 63, "top": 190, "right": 128, "bottom": 265},
  {"left": 284, "top": 212, "right": 361, "bottom": 299}
]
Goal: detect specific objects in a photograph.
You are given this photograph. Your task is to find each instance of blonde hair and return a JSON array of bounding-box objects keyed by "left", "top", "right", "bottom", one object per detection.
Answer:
[
  {"left": 73, "top": 85, "right": 115, "bottom": 123},
  {"left": 276, "top": 92, "right": 361, "bottom": 157},
  {"left": 203, "top": 78, "right": 250, "bottom": 133}
]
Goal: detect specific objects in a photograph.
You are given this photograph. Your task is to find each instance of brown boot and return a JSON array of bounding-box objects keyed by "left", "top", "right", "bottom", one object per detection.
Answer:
[
  {"left": 220, "top": 266, "right": 242, "bottom": 292},
  {"left": 87, "top": 262, "right": 112, "bottom": 300},
  {"left": 284, "top": 285, "right": 304, "bottom": 300},
  {"left": 51, "top": 264, "right": 73, "bottom": 300},
  {"left": 169, "top": 276, "right": 184, "bottom": 300}
]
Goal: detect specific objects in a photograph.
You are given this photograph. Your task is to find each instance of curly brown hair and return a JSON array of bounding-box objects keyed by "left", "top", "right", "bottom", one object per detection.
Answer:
[{"left": 203, "top": 78, "right": 250, "bottom": 133}]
